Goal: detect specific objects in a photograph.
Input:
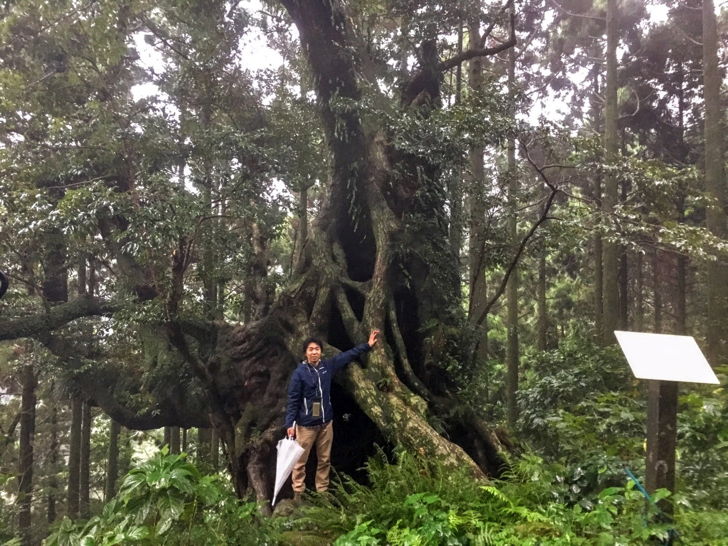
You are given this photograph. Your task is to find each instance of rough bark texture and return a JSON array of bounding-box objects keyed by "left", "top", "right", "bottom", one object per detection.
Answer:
[
  {"left": 635, "top": 252, "right": 644, "bottom": 331},
  {"left": 653, "top": 252, "right": 662, "bottom": 334},
  {"left": 211, "top": 429, "right": 220, "bottom": 470},
  {"left": 197, "top": 427, "right": 212, "bottom": 464},
  {"left": 618, "top": 249, "right": 628, "bottom": 330}
]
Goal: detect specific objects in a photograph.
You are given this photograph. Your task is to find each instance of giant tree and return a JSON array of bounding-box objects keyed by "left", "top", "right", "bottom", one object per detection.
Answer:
[{"left": 0, "top": 0, "right": 570, "bottom": 505}]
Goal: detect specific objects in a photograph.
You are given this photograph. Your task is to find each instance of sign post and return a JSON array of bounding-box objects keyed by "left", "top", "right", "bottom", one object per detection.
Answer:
[{"left": 614, "top": 331, "right": 719, "bottom": 513}]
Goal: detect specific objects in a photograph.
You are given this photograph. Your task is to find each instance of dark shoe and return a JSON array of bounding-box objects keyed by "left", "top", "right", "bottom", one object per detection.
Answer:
[{"left": 293, "top": 491, "right": 303, "bottom": 503}]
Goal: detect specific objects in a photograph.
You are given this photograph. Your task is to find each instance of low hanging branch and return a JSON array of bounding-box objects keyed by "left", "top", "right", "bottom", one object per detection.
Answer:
[
  {"left": 0, "top": 295, "right": 115, "bottom": 342},
  {"left": 474, "top": 144, "right": 561, "bottom": 328}
]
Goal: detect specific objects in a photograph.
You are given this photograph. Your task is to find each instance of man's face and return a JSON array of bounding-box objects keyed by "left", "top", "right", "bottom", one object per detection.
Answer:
[{"left": 306, "top": 342, "right": 322, "bottom": 365}]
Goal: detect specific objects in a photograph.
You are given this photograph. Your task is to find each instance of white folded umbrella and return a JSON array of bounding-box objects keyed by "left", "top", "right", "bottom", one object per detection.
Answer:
[{"left": 272, "top": 426, "right": 305, "bottom": 506}]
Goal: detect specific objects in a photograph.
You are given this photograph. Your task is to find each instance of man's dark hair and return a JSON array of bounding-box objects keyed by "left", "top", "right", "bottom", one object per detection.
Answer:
[{"left": 302, "top": 337, "right": 324, "bottom": 355}]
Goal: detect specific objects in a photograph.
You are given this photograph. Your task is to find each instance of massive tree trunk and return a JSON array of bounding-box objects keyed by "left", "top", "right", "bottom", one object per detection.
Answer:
[{"left": 176, "top": 0, "right": 512, "bottom": 501}]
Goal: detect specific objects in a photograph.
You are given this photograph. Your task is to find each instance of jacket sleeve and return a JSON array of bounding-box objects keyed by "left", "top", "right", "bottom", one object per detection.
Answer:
[
  {"left": 328, "top": 343, "right": 372, "bottom": 373},
  {"left": 285, "top": 369, "right": 302, "bottom": 428}
]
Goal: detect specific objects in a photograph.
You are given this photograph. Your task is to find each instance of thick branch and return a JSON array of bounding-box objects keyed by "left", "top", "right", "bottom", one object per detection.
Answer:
[
  {"left": 439, "top": 14, "right": 516, "bottom": 72},
  {"left": 387, "top": 302, "right": 430, "bottom": 401},
  {"left": 76, "top": 372, "right": 209, "bottom": 430},
  {"left": 439, "top": 37, "right": 517, "bottom": 72},
  {"left": 42, "top": 334, "right": 210, "bottom": 430},
  {"left": 1, "top": 412, "right": 22, "bottom": 451},
  {"left": 333, "top": 284, "right": 362, "bottom": 340},
  {"left": 0, "top": 295, "right": 114, "bottom": 341}
]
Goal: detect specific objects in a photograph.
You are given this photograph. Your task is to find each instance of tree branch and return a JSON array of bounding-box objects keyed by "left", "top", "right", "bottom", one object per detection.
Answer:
[
  {"left": 439, "top": 28, "right": 516, "bottom": 71},
  {"left": 332, "top": 284, "right": 362, "bottom": 341},
  {"left": 0, "top": 296, "right": 114, "bottom": 342},
  {"left": 478, "top": 0, "right": 516, "bottom": 48},
  {"left": 474, "top": 147, "right": 560, "bottom": 328},
  {"left": 548, "top": 0, "right": 605, "bottom": 22}
]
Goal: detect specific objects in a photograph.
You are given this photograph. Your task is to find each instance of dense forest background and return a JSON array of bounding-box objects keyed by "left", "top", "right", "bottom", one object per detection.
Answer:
[{"left": 0, "top": 0, "right": 727, "bottom": 544}]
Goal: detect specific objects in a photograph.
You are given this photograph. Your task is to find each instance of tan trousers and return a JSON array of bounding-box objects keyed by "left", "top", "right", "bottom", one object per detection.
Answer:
[{"left": 292, "top": 421, "right": 333, "bottom": 493}]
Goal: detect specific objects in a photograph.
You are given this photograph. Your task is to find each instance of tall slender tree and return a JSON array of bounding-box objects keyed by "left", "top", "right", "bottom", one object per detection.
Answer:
[
  {"left": 703, "top": 0, "right": 725, "bottom": 364},
  {"left": 80, "top": 400, "right": 92, "bottom": 519},
  {"left": 505, "top": 11, "right": 519, "bottom": 427},
  {"left": 67, "top": 397, "right": 82, "bottom": 519},
  {"left": 602, "top": 0, "right": 620, "bottom": 344},
  {"left": 17, "top": 362, "right": 36, "bottom": 546}
]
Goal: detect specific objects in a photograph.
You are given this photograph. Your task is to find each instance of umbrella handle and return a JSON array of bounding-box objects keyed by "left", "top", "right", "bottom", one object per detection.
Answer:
[{"left": 288, "top": 421, "right": 296, "bottom": 440}]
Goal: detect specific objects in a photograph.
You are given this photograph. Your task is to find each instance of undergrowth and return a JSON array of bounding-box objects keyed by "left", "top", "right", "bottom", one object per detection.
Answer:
[{"left": 44, "top": 333, "right": 728, "bottom": 545}]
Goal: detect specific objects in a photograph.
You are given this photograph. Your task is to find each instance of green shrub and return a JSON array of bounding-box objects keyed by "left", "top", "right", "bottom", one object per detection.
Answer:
[{"left": 45, "top": 447, "right": 276, "bottom": 546}]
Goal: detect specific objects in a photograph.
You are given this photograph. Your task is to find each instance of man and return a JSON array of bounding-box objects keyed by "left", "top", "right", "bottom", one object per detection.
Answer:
[{"left": 285, "top": 330, "right": 379, "bottom": 499}]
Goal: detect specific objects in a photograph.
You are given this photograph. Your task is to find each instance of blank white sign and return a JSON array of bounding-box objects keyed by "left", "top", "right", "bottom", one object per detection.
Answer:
[{"left": 615, "top": 331, "right": 720, "bottom": 384}]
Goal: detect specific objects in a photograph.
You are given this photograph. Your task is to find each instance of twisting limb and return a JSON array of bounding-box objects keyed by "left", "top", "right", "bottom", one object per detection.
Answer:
[
  {"left": 340, "top": 276, "right": 370, "bottom": 295},
  {"left": 478, "top": 0, "right": 516, "bottom": 48},
  {"left": 332, "top": 241, "right": 349, "bottom": 270},
  {"left": 474, "top": 144, "right": 560, "bottom": 328},
  {"left": 309, "top": 284, "right": 331, "bottom": 332},
  {"left": 387, "top": 300, "right": 431, "bottom": 402},
  {"left": 438, "top": 35, "right": 516, "bottom": 71},
  {"left": 167, "top": 236, "right": 193, "bottom": 320},
  {"left": 332, "top": 284, "right": 363, "bottom": 340},
  {"left": 1, "top": 412, "right": 22, "bottom": 453},
  {"left": 439, "top": 13, "right": 516, "bottom": 71},
  {"left": 0, "top": 296, "right": 114, "bottom": 342},
  {"left": 548, "top": 0, "right": 605, "bottom": 22}
]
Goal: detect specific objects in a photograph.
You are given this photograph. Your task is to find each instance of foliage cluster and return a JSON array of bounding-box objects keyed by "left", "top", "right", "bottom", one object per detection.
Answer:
[
  {"left": 517, "top": 332, "right": 728, "bottom": 513},
  {"left": 43, "top": 396, "right": 728, "bottom": 545},
  {"left": 300, "top": 448, "right": 719, "bottom": 545},
  {"left": 46, "top": 447, "right": 274, "bottom": 546}
]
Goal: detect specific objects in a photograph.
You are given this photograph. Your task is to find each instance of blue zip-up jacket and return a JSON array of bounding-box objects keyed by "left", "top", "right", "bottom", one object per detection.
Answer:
[{"left": 285, "top": 343, "right": 372, "bottom": 428}]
